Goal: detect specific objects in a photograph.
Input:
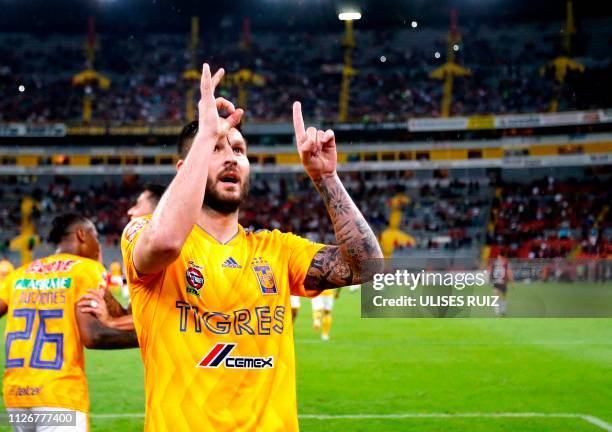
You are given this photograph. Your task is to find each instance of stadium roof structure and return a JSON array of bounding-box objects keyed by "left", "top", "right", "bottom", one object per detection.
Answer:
[{"left": 1, "top": 0, "right": 610, "bottom": 33}]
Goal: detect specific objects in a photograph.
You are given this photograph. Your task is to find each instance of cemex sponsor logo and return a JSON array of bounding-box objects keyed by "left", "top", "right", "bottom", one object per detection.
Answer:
[{"left": 197, "top": 343, "right": 274, "bottom": 369}]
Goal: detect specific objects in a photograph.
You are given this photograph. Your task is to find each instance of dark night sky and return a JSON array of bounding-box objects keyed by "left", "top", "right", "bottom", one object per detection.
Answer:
[{"left": 1, "top": 0, "right": 611, "bottom": 34}]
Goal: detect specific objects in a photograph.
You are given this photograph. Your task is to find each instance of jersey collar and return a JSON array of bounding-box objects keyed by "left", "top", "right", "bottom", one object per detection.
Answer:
[{"left": 194, "top": 224, "right": 244, "bottom": 246}]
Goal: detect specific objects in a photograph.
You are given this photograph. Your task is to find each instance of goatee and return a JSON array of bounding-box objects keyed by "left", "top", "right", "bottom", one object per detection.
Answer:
[{"left": 202, "top": 177, "right": 250, "bottom": 215}]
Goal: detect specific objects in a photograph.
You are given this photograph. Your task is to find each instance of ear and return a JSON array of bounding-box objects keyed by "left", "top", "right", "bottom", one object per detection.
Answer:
[
  {"left": 176, "top": 159, "right": 184, "bottom": 171},
  {"left": 75, "top": 226, "right": 87, "bottom": 243}
]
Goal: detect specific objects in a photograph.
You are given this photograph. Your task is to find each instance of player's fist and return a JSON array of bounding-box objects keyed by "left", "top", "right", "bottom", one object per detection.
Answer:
[{"left": 292, "top": 101, "right": 337, "bottom": 181}]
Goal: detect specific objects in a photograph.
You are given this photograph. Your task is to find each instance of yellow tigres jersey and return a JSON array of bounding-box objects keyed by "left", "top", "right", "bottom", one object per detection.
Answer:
[
  {"left": 121, "top": 217, "right": 325, "bottom": 432},
  {"left": 0, "top": 253, "right": 107, "bottom": 413}
]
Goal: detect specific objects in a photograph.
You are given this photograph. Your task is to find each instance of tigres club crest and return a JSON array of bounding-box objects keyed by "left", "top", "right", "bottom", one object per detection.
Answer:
[
  {"left": 186, "top": 261, "right": 204, "bottom": 297},
  {"left": 251, "top": 258, "right": 278, "bottom": 295}
]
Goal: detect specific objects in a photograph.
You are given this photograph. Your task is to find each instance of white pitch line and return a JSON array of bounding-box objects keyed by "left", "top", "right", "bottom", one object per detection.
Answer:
[
  {"left": 583, "top": 415, "right": 612, "bottom": 432},
  {"left": 89, "top": 412, "right": 612, "bottom": 430},
  {"left": 299, "top": 412, "right": 579, "bottom": 419}
]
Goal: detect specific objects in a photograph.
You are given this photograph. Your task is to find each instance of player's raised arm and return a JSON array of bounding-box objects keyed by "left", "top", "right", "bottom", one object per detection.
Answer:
[
  {"left": 292, "top": 102, "right": 384, "bottom": 290},
  {"left": 132, "top": 64, "right": 243, "bottom": 275}
]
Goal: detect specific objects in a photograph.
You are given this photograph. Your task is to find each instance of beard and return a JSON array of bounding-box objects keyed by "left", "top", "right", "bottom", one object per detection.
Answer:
[{"left": 203, "top": 175, "right": 250, "bottom": 215}]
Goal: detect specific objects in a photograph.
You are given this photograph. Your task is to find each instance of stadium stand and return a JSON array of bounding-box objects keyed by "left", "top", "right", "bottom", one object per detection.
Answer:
[
  {"left": 1, "top": 17, "right": 611, "bottom": 124},
  {"left": 488, "top": 175, "right": 612, "bottom": 259}
]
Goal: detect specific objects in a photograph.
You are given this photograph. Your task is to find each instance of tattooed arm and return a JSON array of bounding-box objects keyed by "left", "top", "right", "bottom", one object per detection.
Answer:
[
  {"left": 292, "top": 102, "right": 383, "bottom": 291},
  {"left": 305, "top": 174, "right": 383, "bottom": 290}
]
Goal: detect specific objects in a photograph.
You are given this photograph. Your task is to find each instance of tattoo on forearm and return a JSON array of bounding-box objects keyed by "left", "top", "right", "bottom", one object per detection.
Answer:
[{"left": 305, "top": 175, "right": 383, "bottom": 291}]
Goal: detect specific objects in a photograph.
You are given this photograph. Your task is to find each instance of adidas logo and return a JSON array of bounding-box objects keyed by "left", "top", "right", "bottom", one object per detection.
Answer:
[{"left": 222, "top": 257, "right": 242, "bottom": 269}]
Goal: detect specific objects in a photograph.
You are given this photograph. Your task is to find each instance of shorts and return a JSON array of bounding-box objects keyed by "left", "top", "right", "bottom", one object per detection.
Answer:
[
  {"left": 312, "top": 295, "right": 334, "bottom": 312},
  {"left": 290, "top": 295, "right": 301, "bottom": 309},
  {"left": 493, "top": 283, "right": 507, "bottom": 293},
  {"left": 6, "top": 407, "right": 88, "bottom": 432}
]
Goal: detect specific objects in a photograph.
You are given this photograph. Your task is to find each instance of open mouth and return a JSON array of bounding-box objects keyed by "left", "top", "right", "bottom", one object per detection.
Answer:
[{"left": 219, "top": 173, "right": 240, "bottom": 184}]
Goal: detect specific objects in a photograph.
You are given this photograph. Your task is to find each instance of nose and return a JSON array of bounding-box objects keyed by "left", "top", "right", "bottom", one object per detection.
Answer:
[{"left": 221, "top": 143, "right": 238, "bottom": 166}]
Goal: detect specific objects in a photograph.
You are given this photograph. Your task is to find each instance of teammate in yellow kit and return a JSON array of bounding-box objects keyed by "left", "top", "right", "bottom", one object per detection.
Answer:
[
  {"left": 0, "top": 214, "right": 138, "bottom": 431},
  {"left": 120, "top": 64, "right": 383, "bottom": 432},
  {"left": 311, "top": 289, "right": 338, "bottom": 341}
]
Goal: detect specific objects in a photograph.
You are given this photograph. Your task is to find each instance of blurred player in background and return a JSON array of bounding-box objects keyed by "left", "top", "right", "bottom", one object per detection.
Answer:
[
  {"left": 77, "top": 184, "right": 165, "bottom": 331},
  {"left": 106, "top": 260, "right": 125, "bottom": 298},
  {"left": 127, "top": 183, "right": 166, "bottom": 221},
  {"left": 290, "top": 295, "right": 301, "bottom": 323},
  {"left": 0, "top": 258, "right": 14, "bottom": 283},
  {"left": 311, "top": 289, "right": 339, "bottom": 341},
  {"left": 0, "top": 213, "right": 138, "bottom": 431},
  {"left": 120, "top": 64, "right": 382, "bottom": 431},
  {"left": 491, "top": 252, "right": 513, "bottom": 316}
]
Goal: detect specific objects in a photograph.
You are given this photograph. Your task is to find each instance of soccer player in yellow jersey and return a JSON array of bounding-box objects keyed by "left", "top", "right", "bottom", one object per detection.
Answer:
[
  {"left": 0, "top": 213, "right": 138, "bottom": 431},
  {"left": 311, "top": 289, "right": 338, "bottom": 341},
  {"left": 120, "top": 64, "right": 383, "bottom": 432}
]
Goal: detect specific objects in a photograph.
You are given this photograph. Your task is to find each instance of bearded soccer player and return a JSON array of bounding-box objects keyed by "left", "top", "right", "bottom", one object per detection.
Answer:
[
  {"left": 0, "top": 213, "right": 138, "bottom": 431},
  {"left": 120, "top": 64, "right": 383, "bottom": 431}
]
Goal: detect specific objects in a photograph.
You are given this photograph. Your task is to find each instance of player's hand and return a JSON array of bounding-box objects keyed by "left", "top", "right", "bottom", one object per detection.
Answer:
[
  {"left": 196, "top": 64, "right": 244, "bottom": 143},
  {"left": 77, "top": 289, "right": 111, "bottom": 326},
  {"left": 292, "top": 101, "right": 337, "bottom": 181}
]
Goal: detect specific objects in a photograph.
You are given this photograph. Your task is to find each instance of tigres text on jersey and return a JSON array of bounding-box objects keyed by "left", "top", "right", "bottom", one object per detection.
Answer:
[{"left": 121, "top": 217, "right": 325, "bottom": 432}]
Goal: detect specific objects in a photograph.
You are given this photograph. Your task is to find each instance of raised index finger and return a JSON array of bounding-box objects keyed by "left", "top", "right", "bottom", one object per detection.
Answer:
[
  {"left": 292, "top": 101, "right": 306, "bottom": 142},
  {"left": 200, "top": 63, "right": 213, "bottom": 101}
]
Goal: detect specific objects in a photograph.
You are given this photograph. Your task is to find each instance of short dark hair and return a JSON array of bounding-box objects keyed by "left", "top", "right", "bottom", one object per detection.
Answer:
[
  {"left": 177, "top": 120, "right": 245, "bottom": 159},
  {"left": 177, "top": 121, "right": 199, "bottom": 159},
  {"left": 48, "top": 213, "right": 89, "bottom": 245},
  {"left": 142, "top": 183, "right": 166, "bottom": 205}
]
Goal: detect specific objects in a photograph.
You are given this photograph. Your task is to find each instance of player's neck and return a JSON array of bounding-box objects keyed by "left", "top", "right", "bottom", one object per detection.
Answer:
[
  {"left": 55, "top": 242, "right": 78, "bottom": 256},
  {"left": 197, "top": 207, "right": 239, "bottom": 244}
]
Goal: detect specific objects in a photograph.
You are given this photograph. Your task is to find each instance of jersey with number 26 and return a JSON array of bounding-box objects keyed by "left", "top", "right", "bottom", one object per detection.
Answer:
[{"left": 0, "top": 253, "right": 106, "bottom": 413}]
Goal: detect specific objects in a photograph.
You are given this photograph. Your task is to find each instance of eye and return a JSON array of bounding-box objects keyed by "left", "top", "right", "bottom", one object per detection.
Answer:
[{"left": 233, "top": 146, "right": 244, "bottom": 155}]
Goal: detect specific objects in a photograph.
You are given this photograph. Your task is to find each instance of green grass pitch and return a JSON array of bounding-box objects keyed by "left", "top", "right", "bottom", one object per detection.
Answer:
[{"left": 0, "top": 283, "right": 611, "bottom": 431}]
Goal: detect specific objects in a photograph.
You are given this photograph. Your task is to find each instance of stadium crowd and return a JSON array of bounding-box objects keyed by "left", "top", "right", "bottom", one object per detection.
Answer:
[
  {"left": 488, "top": 176, "right": 612, "bottom": 259},
  {"left": 0, "top": 174, "right": 489, "bottom": 254},
  {"left": 2, "top": 173, "right": 611, "bottom": 261},
  {"left": 1, "top": 18, "right": 610, "bottom": 124}
]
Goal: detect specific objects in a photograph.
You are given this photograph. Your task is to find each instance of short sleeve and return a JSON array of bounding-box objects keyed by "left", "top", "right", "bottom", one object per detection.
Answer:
[
  {"left": 121, "top": 216, "right": 158, "bottom": 287},
  {"left": 0, "top": 274, "right": 13, "bottom": 305},
  {"left": 281, "top": 232, "right": 325, "bottom": 297},
  {"left": 75, "top": 260, "right": 107, "bottom": 300}
]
